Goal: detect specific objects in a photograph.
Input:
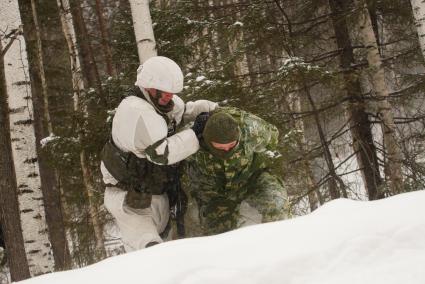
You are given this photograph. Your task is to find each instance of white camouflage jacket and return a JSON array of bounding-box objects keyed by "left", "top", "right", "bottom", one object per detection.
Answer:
[{"left": 101, "top": 88, "right": 217, "bottom": 185}]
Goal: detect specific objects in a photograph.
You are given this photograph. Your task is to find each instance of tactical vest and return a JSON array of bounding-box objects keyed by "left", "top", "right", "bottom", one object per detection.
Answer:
[{"left": 101, "top": 87, "right": 178, "bottom": 195}]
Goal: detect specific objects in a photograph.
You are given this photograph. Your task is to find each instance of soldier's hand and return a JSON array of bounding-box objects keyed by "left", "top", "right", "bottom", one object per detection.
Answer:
[{"left": 191, "top": 112, "right": 210, "bottom": 139}]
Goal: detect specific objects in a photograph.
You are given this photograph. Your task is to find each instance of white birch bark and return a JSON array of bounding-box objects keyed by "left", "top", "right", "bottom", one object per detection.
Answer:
[
  {"left": 356, "top": 0, "right": 404, "bottom": 194},
  {"left": 411, "top": 0, "right": 425, "bottom": 60},
  {"left": 56, "top": 0, "right": 106, "bottom": 257},
  {"left": 128, "top": 0, "right": 157, "bottom": 64},
  {"left": 0, "top": 0, "right": 54, "bottom": 275}
]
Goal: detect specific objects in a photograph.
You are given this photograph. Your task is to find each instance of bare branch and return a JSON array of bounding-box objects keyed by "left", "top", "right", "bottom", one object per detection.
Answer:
[{"left": 1, "top": 26, "right": 23, "bottom": 58}]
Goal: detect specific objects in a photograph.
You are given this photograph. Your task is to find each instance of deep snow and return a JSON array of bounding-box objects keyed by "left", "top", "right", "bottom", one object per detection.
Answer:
[{"left": 17, "top": 190, "right": 425, "bottom": 284}]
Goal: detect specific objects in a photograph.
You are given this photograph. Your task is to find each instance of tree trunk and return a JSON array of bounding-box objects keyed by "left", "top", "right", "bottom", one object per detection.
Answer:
[
  {"left": 56, "top": 0, "right": 106, "bottom": 258},
  {"left": 303, "top": 84, "right": 346, "bottom": 200},
  {"left": 280, "top": 90, "right": 322, "bottom": 211},
  {"left": 29, "top": 0, "right": 53, "bottom": 135},
  {"left": 0, "top": 38, "right": 31, "bottom": 283},
  {"left": 411, "top": 0, "right": 425, "bottom": 60},
  {"left": 328, "top": 0, "right": 383, "bottom": 200},
  {"left": 71, "top": 0, "right": 103, "bottom": 95},
  {"left": 94, "top": 0, "right": 115, "bottom": 76},
  {"left": 239, "top": 0, "right": 258, "bottom": 87},
  {"left": 365, "top": 0, "right": 381, "bottom": 55},
  {"left": 214, "top": 0, "right": 235, "bottom": 78},
  {"left": 129, "top": 0, "right": 157, "bottom": 64},
  {"left": 1, "top": 0, "right": 55, "bottom": 275},
  {"left": 18, "top": 0, "right": 72, "bottom": 269},
  {"left": 204, "top": 0, "right": 220, "bottom": 72},
  {"left": 226, "top": 0, "right": 250, "bottom": 81},
  {"left": 355, "top": 0, "right": 404, "bottom": 194}
]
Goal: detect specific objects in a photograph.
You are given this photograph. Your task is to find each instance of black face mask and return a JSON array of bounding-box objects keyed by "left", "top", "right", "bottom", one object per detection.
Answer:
[{"left": 149, "top": 91, "right": 175, "bottom": 113}]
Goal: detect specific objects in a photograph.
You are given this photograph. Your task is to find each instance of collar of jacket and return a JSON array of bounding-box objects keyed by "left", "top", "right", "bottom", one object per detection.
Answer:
[
  {"left": 140, "top": 87, "right": 157, "bottom": 109},
  {"left": 138, "top": 87, "right": 173, "bottom": 125}
]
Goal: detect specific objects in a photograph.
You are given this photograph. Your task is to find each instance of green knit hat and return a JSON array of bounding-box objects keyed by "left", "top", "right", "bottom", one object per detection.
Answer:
[{"left": 203, "top": 112, "right": 240, "bottom": 145}]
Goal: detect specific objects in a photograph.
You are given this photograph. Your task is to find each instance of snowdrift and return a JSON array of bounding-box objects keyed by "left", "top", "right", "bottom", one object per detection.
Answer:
[{"left": 19, "top": 191, "right": 425, "bottom": 284}]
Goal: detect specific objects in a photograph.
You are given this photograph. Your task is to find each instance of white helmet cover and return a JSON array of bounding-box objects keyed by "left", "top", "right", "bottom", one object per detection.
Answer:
[{"left": 135, "top": 56, "right": 184, "bottom": 93}]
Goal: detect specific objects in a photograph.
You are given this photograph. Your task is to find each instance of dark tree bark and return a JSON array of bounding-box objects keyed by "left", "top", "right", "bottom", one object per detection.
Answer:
[
  {"left": 216, "top": 0, "right": 236, "bottom": 78},
  {"left": 71, "top": 0, "right": 103, "bottom": 95},
  {"left": 18, "top": 0, "right": 72, "bottom": 270},
  {"left": 57, "top": 0, "right": 106, "bottom": 258},
  {"left": 329, "top": 0, "right": 383, "bottom": 200},
  {"left": 94, "top": 0, "right": 115, "bottom": 76},
  {"left": 0, "top": 40, "right": 31, "bottom": 282}
]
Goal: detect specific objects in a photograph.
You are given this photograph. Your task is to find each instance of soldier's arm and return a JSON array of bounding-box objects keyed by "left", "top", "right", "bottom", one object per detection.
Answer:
[
  {"left": 156, "top": 96, "right": 217, "bottom": 126},
  {"left": 248, "top": 116, "right": 279, "bottom": 153},
  {"left": 132, "top": 112, "right": 200, "bottom": 165},
  {"left": 183, "top": 100, "right": 218, "bottom": 122}
]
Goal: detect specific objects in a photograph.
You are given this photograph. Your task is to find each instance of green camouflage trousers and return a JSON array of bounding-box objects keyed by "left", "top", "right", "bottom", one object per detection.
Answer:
[{"left": 183, "top": 170, "right": 289, "bottom": 236}]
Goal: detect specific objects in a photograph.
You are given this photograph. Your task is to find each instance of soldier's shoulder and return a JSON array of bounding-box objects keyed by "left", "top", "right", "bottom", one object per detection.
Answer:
[
  {"left": 118, "top": 95, "right": 152, "bottom": 110},
  {"left": 216, "top": 106, "right": 276, "bottom": 136},
  {"left": 218, "top": 106, "right": 260, "bottom": 125}
]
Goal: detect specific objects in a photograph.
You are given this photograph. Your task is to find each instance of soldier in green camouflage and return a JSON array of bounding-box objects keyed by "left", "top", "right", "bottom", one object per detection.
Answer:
[{"left": 184, "top": 107, "right": 289, "bottom": 236}]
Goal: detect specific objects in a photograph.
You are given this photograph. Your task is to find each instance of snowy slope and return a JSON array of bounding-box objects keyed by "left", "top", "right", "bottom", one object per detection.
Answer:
[{"left": 19, "top": 191, "right": 425, "bottom": 284}]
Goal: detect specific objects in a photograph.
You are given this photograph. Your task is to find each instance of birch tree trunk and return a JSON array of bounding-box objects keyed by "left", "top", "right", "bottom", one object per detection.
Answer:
[
  {"left": 411, "top": 0, "right": 425, "bottom": 60},
  {"left": 0, "top": 0, "right": 54, "bottom": 275},
  {"left": 0, "top": 37, "right": 31, "bottom": 283},
  {"left": 56, "top": 0, "right": 106, "bottom": 258},
  {"left": 129, "top": 0, "right": 157, "bottom": 63},
  {"left": 355, "top": 0, "right": 404, "bottom": 194},
  {"left": 328, "top": 0, "right": 383, "bottom": 200},
  {"left": 22, "top": 0, "right": 72, "bottom": 269}
]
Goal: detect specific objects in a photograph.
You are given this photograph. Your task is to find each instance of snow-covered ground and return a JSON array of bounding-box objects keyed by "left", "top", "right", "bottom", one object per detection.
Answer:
[{"left": 18, "top": 190, "right": 425, "bottom": 284}]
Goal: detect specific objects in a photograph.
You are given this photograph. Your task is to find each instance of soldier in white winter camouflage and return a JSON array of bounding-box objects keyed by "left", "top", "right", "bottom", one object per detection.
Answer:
[
  {"left": 101, "top": 57, "right": 217, "bottom": 250},
  {"left": 184, "top": 107, "right": 289, "bottom": 236}
]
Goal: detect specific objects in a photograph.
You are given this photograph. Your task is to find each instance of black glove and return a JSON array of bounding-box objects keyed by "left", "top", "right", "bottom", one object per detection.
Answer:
[{"left": 191, "top": 112, "right": 210, "bottom": 139}]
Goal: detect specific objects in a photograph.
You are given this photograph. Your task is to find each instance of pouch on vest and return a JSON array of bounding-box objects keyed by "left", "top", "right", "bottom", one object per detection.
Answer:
[
  {"left": 101, "top": 138, "right": 132, "bottom": 183},
  {"left": 101, "top": 137, "right": 171, "bottom": 195}
]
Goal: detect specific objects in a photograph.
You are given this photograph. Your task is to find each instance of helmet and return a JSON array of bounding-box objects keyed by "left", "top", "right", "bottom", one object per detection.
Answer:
[{"left": 135, "top": 56, "right": 184, "bottom": 93}]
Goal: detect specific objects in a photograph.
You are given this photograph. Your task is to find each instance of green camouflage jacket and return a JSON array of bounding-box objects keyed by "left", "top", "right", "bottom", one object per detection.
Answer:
[{"left": 186, "top": 107, "right": 280, "bottom": 203}]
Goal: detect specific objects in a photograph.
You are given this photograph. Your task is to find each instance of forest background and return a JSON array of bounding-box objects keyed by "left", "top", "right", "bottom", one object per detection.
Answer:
[{"left": 1, "top": 0, "right": 425, "bottom": 282}]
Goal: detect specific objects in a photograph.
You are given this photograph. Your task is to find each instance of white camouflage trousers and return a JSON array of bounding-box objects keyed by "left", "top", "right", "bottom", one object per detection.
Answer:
[{"left": 104, "top": 186, "right": 169, "bottom": 251}]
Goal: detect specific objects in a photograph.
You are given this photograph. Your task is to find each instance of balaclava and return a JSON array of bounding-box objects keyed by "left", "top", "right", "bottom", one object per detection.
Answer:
[{"left": 203, "top": 112, "right": 240, "bottom": 160}]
